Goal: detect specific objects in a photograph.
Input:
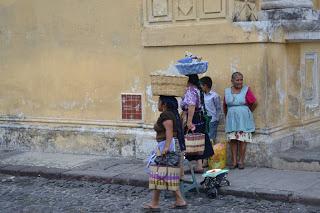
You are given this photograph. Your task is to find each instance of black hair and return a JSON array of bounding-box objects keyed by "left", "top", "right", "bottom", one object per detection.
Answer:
[
  {"left": 200, "top": 76, "right": 212, "bottom": 89},
  {"left": 231, "top": 72, "right": 243, "bottom": 80},
  {"left": 159, "top": 96, "right": 185, "bottom": 151},
  {"left": 187, "top": 74, "right": 200, "bottom": 89},
  {"left": 187, "top": 75, "right": 206, "bottom": 117},
  {"left": 159, "top": 96, "right": 178, "bottom": 111}
]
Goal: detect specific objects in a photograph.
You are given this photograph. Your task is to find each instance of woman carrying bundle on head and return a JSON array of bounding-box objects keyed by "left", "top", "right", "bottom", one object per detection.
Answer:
[{"left": 181, "top": 74, "right": 214, "bottom": 173}]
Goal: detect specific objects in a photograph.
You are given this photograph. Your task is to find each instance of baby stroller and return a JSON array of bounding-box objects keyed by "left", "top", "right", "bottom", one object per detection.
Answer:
[{"left": 200, "top": 169, "right": 230, "bottom": 198}]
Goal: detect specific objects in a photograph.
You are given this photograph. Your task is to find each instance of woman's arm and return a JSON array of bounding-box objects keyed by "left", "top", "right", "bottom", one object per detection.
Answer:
[
  {"left": 246, "top": 87, "right": 257, "bottom": 112},
  {"left": 187, "top": 105, "right": 195, "bottom": 131},
  {"left": 162, "top": 119, "right": 173, "bottom": 155},
  {"left": 249, "top": 102, "right": 258, "bottom": 112}
]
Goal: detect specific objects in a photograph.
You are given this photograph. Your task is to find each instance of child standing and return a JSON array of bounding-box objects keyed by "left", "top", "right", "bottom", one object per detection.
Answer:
[{"left": 200, "top": 76, "right": 221, "bottom": 143}]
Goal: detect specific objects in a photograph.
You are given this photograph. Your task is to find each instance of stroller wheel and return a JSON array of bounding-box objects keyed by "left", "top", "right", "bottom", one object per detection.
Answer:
[
  {"left": 207, "top": 187, "right": 218, "bottom": 199},
  {"left": 219, "top": 178, "right": 230, "bottom": 187},
  {"left": 221, "top": 179, "right": 230, "bottom": 187}
]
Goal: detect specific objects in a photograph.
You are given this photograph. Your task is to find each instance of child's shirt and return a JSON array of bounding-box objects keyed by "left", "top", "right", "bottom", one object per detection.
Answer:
[{"left": 204, "top": 90, "right": 221, "bottom": 122}]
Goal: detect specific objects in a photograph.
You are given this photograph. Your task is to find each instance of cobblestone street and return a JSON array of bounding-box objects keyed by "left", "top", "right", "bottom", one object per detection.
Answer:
[{"left": 0, "top": 174, "right": 319, "bottom": 213}]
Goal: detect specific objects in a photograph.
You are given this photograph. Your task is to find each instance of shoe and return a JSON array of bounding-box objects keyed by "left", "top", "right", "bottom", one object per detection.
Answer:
[
  {"left": 238, "top": 164, "right": 245, "bottom": 169},
  {"left": 229, "top": 164, "right": 238, "bottom": 169},
  {"left": 171, "top": 203, "right": 188, "bottom": 209},
  {"left": 143, "top": 203, "right": 160, "bottom": 212},
  {"left": 202, "top": 159, "right": 208, "bottom": 168},
  {"left": 184, "top": 169, "right": 191, "bottom": 174}
]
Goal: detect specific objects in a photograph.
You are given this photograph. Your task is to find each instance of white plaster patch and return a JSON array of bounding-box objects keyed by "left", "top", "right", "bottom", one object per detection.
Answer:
[
  {"left": 7, "top": 112, "right": 26, "bottom": 119},
  {"left": 58, "top": 92, "right": 95, "bottom": 111},
  {"left": 17, "top": 112, "right": 25, "bottom": 118},
  {"left": 146, "top": 85, "right": 157, "bottom": 112},
  {"left": 0, "top": 28, "right": 12, "bottom": 46},
  {"left": 230, "top": 58, "right": 240, "bottom": 74},
  {"left": 131, "top": 77, "right": 140, "bottom": 92},
  {"left": 166, "top": 62, "right": 181, "bottom": 75},
  {"left": 80, "top": 92, "right": 94, "bottom": 110},
  {"left": 234, "top": 21, "right": 280, "bottom": 42},
  {"left": 21, "top": 99, "right": 40, "bottom": 110},
  {"left": 152, "top": 62, "right": 181, "bottom": 76},
  {"left": 276, "top": 79, "right": 285, "bottom": 105},
  {"left": 60, "top": 101, "right": 79, "bottom": 110}
]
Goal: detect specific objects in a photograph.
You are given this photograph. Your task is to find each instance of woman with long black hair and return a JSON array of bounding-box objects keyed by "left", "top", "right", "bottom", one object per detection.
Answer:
[{"left": 143, "top": 95, "right": 187, "bottom": 210}]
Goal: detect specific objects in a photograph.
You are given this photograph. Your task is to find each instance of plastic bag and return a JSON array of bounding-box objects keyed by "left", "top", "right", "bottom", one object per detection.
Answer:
[{"left": 208, "top": 142, "right": 227, "bottom": 169}]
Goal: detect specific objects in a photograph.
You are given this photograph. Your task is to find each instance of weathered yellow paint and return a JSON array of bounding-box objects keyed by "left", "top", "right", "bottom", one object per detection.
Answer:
[
  {"left": 0, "top": 0, "right": 319, "bottom": 138},
  {"left": 0, "top": 0, "right": 144, "bottom": 122},
  {"left": 314, "top": 0, "right": 320, "bottom": 9}
]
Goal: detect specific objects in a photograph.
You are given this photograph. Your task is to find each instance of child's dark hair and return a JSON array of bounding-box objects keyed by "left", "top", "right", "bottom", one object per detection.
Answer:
[{"left": 200, "top": 76, "right": 212, "bottom": 89}]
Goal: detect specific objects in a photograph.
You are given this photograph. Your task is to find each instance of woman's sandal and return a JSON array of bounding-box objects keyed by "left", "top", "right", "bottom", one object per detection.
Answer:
[
  {"left": 238, "top": 163, "right": 245, "bottom": 170},
  {"left": 229, "top": 164, "right": 238, "bottom": 169},
  {"left": 171, "top": 203, "right": 188, "bottom": 209},
  {"left": 142, "top": 203, "right": 160, "bottom": 212}
]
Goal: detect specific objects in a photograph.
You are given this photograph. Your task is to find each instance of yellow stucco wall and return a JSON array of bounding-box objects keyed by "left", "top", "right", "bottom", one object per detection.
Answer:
[
  {"left": 314, "top": 0, "right": 320, "bottom": 9},
  {"left": 0, "top": 0, "right": 319, "bottom": 136},
  {"left": 0, "top": 0, "right": 265, "bottom": 126},
  {"left": 143, "top": 44, "right": 268, "bottom": 130},
  {"left": 0, "top": 0, "right": 145, "bottom": 123}
]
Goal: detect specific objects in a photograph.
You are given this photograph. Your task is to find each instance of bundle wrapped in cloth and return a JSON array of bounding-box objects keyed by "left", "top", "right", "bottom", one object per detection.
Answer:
[{"left": 175, "top": 52, "right": 208, "bottom": 75}]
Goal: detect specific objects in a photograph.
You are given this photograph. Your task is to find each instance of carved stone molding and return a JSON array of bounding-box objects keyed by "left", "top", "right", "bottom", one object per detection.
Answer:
[
  {"left": 144, "top": 0, "right": 227, "bottom": 24},
  {"left": 146, "top": 0, "right": 173, "bottom": 23},
  {"left": 259, "top": 0, "right": 317, "bottom": 20},
  {"left": 198, "top": 0, "right": 226, "bottom": 19},
  {"left": 174, "top": 0, "right": 196, "bottom": 20},
  {"left": 261, "top": 0, "right": 313, "bottom": 10},
  {"left": 233, "top": 0, "right": 258, "bottom": 22},
  {"left": 302, "top": 53, "right": 319, "bottom": 107}
]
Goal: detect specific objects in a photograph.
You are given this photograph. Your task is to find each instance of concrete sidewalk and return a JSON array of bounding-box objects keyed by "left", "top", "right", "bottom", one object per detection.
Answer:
[{"left": 0, "top": 150, "right": 319, "bottom": 206}]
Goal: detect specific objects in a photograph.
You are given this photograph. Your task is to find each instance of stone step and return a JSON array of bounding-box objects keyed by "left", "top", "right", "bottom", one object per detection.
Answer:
[{"left": 272, "top": 146, "right": 320, "bottom": 172}]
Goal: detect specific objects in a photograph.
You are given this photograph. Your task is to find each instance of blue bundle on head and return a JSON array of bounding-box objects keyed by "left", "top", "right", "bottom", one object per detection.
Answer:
[{"left": 175, "top": 53, "right": 208, "bottom": 75}]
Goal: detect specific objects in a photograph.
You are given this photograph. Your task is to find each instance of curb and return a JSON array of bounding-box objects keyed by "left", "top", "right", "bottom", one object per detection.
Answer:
[
  {"left": 219, "top": 187, "right": 320, "bottom": 207},
  {"left": 0, "top": 164, "right": 149, "bottom": 188},
  {"left": 219, "top": 187, "right": 292, "bottom": 203},
  {"left": 0, "top": 164, "right": 319, "bottom": 206}
]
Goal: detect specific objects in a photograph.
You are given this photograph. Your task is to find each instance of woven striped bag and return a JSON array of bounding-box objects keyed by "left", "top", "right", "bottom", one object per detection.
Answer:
[
  {"left": 149, "top": 165, "right": 180, "bottom": 191},
  {"left": 185, "top": 133, "right": 205, "bottom": 156}
]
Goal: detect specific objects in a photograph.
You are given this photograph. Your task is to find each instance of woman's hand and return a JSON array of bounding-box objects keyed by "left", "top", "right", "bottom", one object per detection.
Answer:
[
  {"left": 187, "top": 121, "right": 194, "bottom": 131},
  {"left": 162, "top": 146, "right": 169, "bottom": 156}
]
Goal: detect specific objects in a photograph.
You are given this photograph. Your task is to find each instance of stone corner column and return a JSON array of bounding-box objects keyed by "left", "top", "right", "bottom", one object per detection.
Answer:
[{"left": 259, "top": 0, "right": 316, "bottom": 21}]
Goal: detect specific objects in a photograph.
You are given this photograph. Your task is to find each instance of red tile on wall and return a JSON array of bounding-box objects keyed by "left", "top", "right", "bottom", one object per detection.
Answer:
[{"left": 121, "top": 94, "right": 142, "bottom": 120}]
